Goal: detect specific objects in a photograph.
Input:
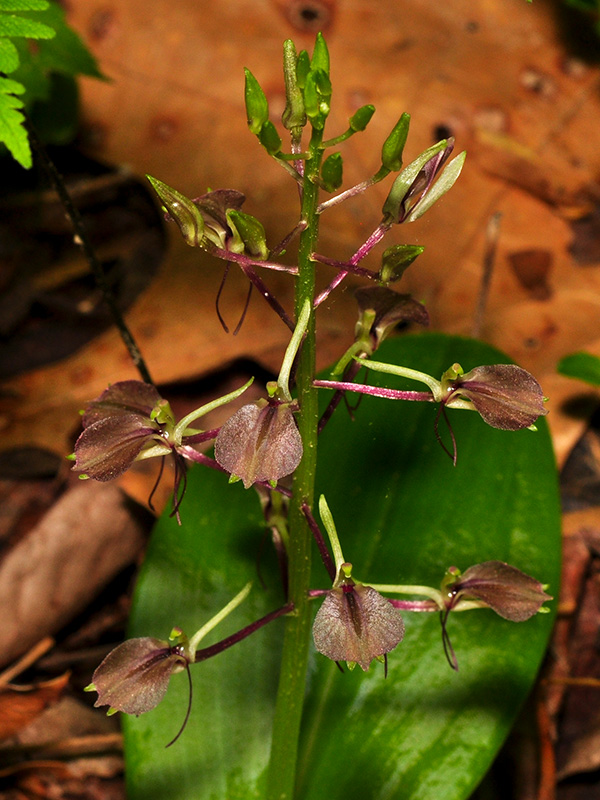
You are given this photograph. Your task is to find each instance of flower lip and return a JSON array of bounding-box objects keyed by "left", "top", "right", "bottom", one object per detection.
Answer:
[
  {"left": 88, "top": 637, "right": 189, "bottom": 717},
  {"left": 214, "top": 398, "right": 302, "bottom": 489},
  {"left": 313, "top": 580, "right": 405, "bottom": 671}
]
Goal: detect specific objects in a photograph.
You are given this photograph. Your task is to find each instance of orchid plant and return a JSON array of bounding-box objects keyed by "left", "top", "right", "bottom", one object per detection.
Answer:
[{"left": 72, "top": 35, "right": 560, "bottom": 800}]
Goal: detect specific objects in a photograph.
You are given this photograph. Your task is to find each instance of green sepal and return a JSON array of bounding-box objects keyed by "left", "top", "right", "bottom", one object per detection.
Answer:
[
  {"left": 282, "top": 39, "right": 306, "bottom": 132},
  {"left": 258, "top": 119, "right": 282, "bottom": 155},
  {"left": 304, "top": 68, "right": 331, "bottom": 130},
  {"left": 244, "top": 67, "right": 269, "bottom": 135},
  {"left": 321, "top": 151, "right": 343, "bottom": 192},
  {"left": 382, "top": 139, "right": 449, "bottom": 223},
  {"left": 296, "top": 49, "right": 310, "bottom": 89},
  {"left": 226, "top": 209, "right": 269, "bottom": 260},
  {"left": 349, "top": 104, "right": 375, "bottom": 132},
  {"left": 310, "top": 31, "right": 330, "bottom": 76},
  {"left": 381, "top": 112, "right": 411, "bottom": 171},
  {"left": 146, "top": 175, "right": 205, "bottom": 247},
  {"left": 407, "top": 151, "right": 466, "bottom": 222},
  {"left": 380, "top": 244, "right": 425, "bottom": 284}
]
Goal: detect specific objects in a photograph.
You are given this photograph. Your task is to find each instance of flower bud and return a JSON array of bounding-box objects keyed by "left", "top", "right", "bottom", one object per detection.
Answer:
[
  {"left": 382, "top": 138, "right": 464, "bottom": 224},
  {"left": 226, "top": 209, "right": 269, "bottom": 260},
  {"left": 146, "top": 176, "right": 205, "bottom": 247},
  {"left": 321, "top": 152, "right": 343, "bottom": 192},
  {"left": 244, "top": 68, "right": 269, "bottom": 135},
  {"left": 355, "top": 286, "right": 429, "bottom": 352},
  {"left": 258, "top": 120, "right": 283, "bottom": 155},
  {"left": 282, "top": 39, "right": 306, "bottom": 132},
  {"left": 310, "top": 32, "right": 330, "bottom": 75},
  {"left": 379, "top": 243, "right": 425, "bottom": 284},
  {"left": 349, "top": 104, "right": 375, "bottom": 132},
  {"left": 381, "top": 112, "right": 410, "bottom": 172}
]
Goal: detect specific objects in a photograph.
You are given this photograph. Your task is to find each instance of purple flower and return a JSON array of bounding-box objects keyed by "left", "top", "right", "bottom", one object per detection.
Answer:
[
  {"left": 214, "top": 398, "right": 302, "bottom": 489},
  {"left": 72, "top": 381, "right": 174, "bottom": 481},
  {"left": 444, "top": 560, "right": 552, "bottom": 621},
  {"left": 439, "top": 560, "right": 552, "bottom": 670},
  {"left": 87, "top": 637, "right": 189, "bottom": 717},
  {"left": 354, "top": 286, "right": 429, "bottom": 353},
  {"left": 443, "top": 364, "right": 547, "bottom": 431},
  {"left": 313, "top": 580, "right": 405, "bottom": 671}
]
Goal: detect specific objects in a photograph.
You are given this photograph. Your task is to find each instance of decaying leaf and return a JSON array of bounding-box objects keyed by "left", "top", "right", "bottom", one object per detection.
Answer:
[{"left": 0, "top": 482, "right": 149, "bottom": 669}]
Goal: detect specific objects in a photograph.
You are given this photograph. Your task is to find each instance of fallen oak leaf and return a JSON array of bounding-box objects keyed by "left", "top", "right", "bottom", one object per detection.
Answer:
[
  {"left": 0, "top": 673, "right": 70, "bottom": 742},
  {"left": 0, "top": 482, "right": 149, "bottom": 669}
]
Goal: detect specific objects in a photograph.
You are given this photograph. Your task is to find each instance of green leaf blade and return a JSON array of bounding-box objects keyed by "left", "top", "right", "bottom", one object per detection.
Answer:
[
  {"left": 124, "top": 466, "right": 284, "bottom": 800},
  {"left": 557, "top": 351, "right": 600, "bottom": 386},
  {"left": 0, "top": 13, "right": 54, "bottom": 39},
  {"left": 0, "top": 35, "right": 18, "bottom": 71},
  {"left": 0, "top": 75, "right": 31, "bottom": 166},
  {"left": 298, "top": 333, "right": 560, "bottom": 800},
  {"left": 0, "top": 1, "right": 50, "bottom": 11},
  {"left": 123, "top": 333, "right": 560, "bottom": 800}
]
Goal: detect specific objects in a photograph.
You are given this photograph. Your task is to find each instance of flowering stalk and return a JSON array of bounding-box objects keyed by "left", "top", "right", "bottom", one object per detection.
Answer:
[{"left": 266, "top": 51, "right": 325, "bottom": 800}]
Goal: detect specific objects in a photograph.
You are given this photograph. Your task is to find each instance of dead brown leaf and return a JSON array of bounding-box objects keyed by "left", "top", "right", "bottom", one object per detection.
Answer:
[
  {"left": 0, "top": 674, "right": 70, "bottom": 743},
  {"left": 0, "top": 482, "right": 149, "bottom": 669}
]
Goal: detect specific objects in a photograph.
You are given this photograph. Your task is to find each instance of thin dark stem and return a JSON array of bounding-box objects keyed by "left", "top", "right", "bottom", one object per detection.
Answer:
[
  {"left": 314, "top": 379, "right": 434, "bottom": 403},
  {"left": 24, "top": 116, "right": 154, "bottom": 385},
  {"left": 165, "top": 664, "right": 193, "bottom": 748},
  {"left": 177, "top": 446, "right": 293, "bottom": 497},
  {"left": 433, "top": 403, "right": 458, "bottom": 465},
  {"left": 238, "top": 262, "right": 295, "bottom": 331},
  {"left": 271, "top": 219, "right": 308, "bottom": 257},
  {"left": 388, "top": 598, "right": 439, "bottom": 612},
  {"left": 440, "top": 608, "right": 459, "bottom": 671},
  {"left": 301, "top": 502, "right": 336, "bottom": 582},
  {"left": 209, "top": 245, "right": 298, "bottom": 274},
  {"left": 194, "top": 602, "right": 294, "bottom": 663},
  {"left": 318, "top": 360, "right": 361, "bottom": 433},
  {"left": 314, "top": 222, "right": 391, "bottom": 307}
]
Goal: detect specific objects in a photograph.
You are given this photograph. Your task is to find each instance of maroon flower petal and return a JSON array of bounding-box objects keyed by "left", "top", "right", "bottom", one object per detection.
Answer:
[
  {"left": 91, "top": 637, "right": 186, "bottom": 716},
  {"left": 214, "top": 402, "right": 303, "bottom": 489},
  {"left": 313, "top": 584, "right": 405, "bottom": 671},
  {"left": 73, "top": 415, "right": 161, "bottom": 481},
  {"left": 454, "top": 561, "right": 552, "bottom": 622},
  {"left": 452, "top": 365, "right": 547, "bottom": 430},
  {"left": 82, "top": 381, "right": 163, "bottom": 428}
]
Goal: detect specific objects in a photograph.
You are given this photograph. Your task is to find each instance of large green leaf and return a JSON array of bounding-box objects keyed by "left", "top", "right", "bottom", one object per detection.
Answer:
[{"left": 124, "top": 333, "right": 560, "bottom": 800}]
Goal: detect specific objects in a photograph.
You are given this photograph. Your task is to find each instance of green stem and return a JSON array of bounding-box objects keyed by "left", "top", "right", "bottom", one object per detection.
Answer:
[{"left": 266, "top": 127, "right": 323, "bottom": 800}]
